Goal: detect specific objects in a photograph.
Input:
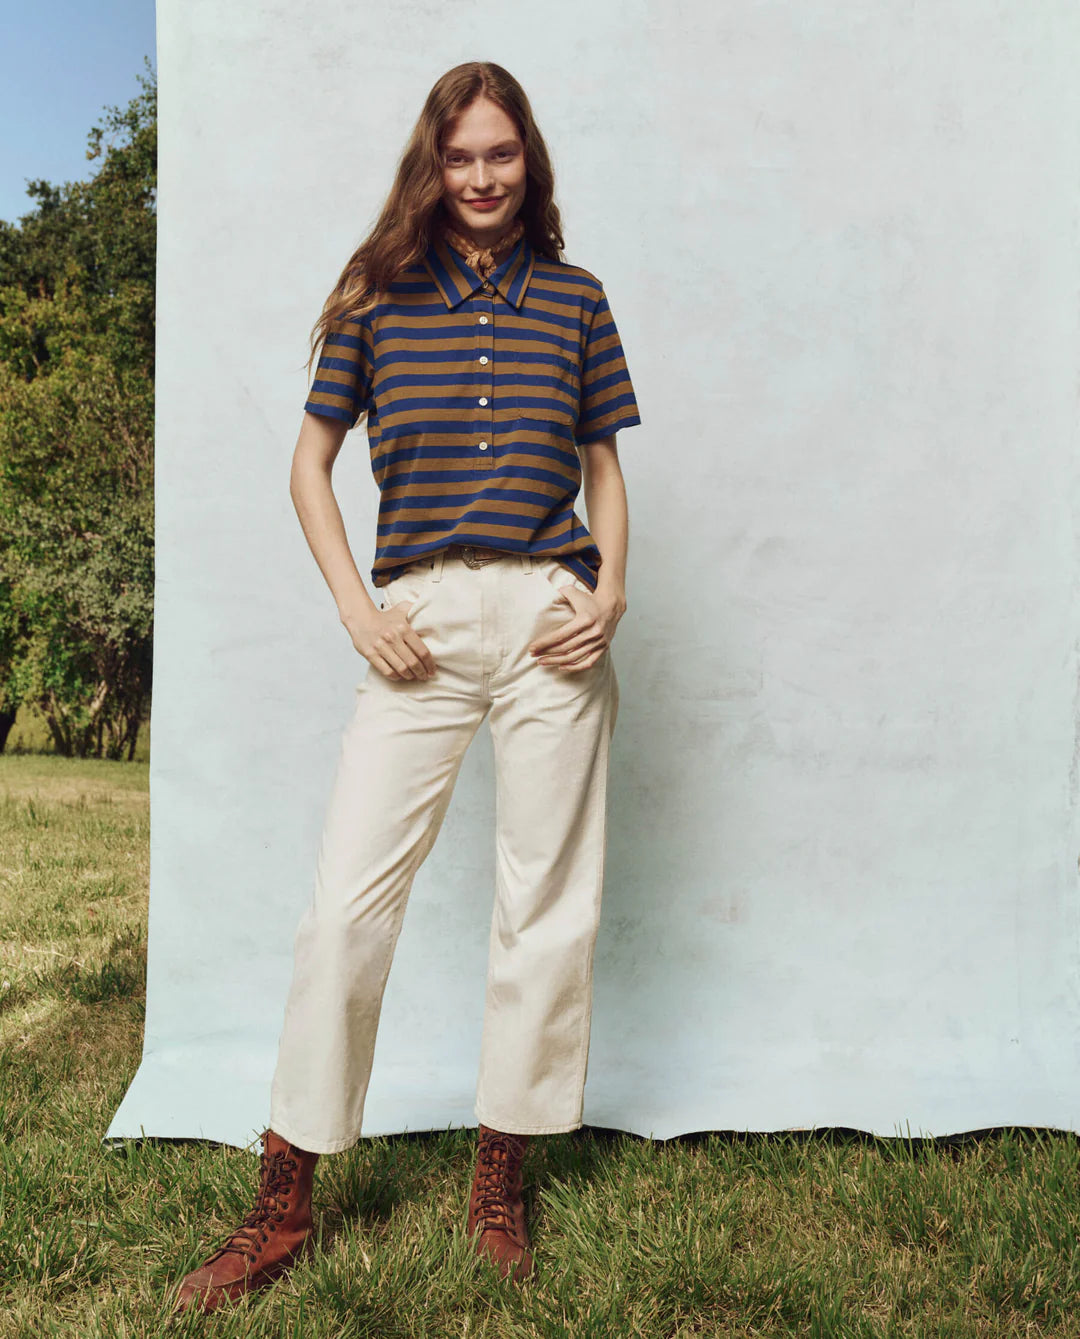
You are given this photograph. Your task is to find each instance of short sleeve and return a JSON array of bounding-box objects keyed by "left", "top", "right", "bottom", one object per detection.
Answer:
[
  {"left": 575, "top": 288, "right": 642, "bottom": 445},
  {"left": 304, "top": 312, "right": 374, "bottom": 429}
]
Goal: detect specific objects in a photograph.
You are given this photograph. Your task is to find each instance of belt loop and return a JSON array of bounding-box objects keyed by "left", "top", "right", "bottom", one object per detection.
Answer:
[
  {"left": 520, "top": 551, "right": 533, "bottom": 574},
  {"left": 432, "top": 548, "right": 445, "bottom": 582}
]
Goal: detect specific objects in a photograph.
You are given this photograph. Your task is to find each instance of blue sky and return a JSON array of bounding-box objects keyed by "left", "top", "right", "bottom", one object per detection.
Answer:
[{"left": 2, "top": 0, "right": 156, "bottom": 225}]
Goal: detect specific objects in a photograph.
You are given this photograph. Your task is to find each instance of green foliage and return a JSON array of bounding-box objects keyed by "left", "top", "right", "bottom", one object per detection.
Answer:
[{"left": 0, "top": 60, "right": 156, "bottom": 758}]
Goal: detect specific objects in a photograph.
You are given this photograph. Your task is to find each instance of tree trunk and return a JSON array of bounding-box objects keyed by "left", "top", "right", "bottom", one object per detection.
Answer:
[
  {"left": 44, "top": 694, "right": 73, "bottom": 756},
  {"left": 0, "top": 707, "right": 16, "bottom": 753}
]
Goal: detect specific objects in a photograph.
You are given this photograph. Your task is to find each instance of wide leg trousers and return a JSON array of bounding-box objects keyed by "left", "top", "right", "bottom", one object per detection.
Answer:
[{"left": 268, "top": 548, "right": 620, "bottom": 1154}]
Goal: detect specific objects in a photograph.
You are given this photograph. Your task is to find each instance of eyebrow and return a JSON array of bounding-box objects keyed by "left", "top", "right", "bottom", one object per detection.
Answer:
[{"left": 442, "top": 140, "right": 520, "bottom": 154}]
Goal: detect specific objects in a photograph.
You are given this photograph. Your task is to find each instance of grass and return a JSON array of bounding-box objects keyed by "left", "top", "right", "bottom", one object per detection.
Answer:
[{"left": 3, "top": 754, "right": 1080, "bottom": 1337}]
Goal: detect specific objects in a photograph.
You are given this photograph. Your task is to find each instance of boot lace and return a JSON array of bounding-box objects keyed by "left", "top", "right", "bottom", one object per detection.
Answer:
[
  {"left": 474, "top": 1132, "right": 525, "bottom": 1235},
  {"left": 205, "top": 1149, "right": 299, "bottom": 1264}
]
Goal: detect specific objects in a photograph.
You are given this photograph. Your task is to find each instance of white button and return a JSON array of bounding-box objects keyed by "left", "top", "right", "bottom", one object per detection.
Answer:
[
  {"left": 479, "top": 441, "right": 489, "bottom": 450},
  {"left": 479, "top": 356, "right": 489, "bottom": 364},
  {"left": 479, "top": 316, "right": 489, "bottom": 324},
  {"left": 479, "top": 397, "right": 488, "bottom": 406}
]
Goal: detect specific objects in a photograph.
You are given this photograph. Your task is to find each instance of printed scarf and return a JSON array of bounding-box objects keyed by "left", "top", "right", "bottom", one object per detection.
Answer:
[{"left": 438, "top": 213, "right": 525, "bottom": 279}]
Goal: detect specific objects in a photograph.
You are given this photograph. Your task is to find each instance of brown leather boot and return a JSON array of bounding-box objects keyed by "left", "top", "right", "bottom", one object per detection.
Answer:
[
  {"left": 466, "top": 1123, "right": 533, "bottom": 1282},
  {"left": 172, "top": 1128, "right": 320, "bottom": 1314}
]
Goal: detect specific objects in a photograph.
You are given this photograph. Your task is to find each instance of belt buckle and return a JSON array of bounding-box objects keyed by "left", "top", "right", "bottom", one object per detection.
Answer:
[{"left": 461, "top": 545, "right": 495, "bottom": 570}]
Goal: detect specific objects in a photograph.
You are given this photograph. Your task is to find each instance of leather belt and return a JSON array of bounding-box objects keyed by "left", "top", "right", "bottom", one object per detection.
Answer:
[{"left": 444, "top": 543, "right": 516, "bottom": 570}]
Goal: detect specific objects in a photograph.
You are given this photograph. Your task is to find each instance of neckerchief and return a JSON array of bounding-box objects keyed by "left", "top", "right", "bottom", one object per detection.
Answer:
[{"left": 438, "top": 213, "right": 525, "bottom": 278}]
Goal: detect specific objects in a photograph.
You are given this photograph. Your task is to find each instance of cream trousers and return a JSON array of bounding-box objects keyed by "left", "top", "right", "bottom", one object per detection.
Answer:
[{"left": 268, "top": 548, "right": 620, "bottom": 1153}]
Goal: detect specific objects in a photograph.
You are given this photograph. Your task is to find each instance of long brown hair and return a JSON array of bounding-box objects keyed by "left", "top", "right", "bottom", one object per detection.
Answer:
[{"left": 305, "top": 62, "right": 566, "bottom": 385}]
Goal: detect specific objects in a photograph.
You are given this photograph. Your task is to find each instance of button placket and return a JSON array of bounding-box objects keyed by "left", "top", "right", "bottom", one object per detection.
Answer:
[{"left": 475, "top": 289, "right": 495, "bottom": 471}]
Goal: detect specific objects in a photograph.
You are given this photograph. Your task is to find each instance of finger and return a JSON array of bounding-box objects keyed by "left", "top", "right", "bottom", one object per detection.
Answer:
[
  {"left": 531, "top": 620, "right": 597, "bottom": 657},
  {"left": 377, "top": 628, "right": 430, "bottom": 679},
  {"left": 372, "top": 653, "right": 406, "bottom": 681},
  {"left": 393, "top": 607, "right": 436, "bottom": 674},
  {"left": 529, "top": 614, "right": 591, "bottom": 655},
  {"left": 401, "top": 626, "right": 437, "bottom": 676},
  {"left": 546, "top": 647, "right": 605, "bottom": 673},
  {"left": 381, "top": 606, "right": 437, "bottom": 678},
  {"left": 366, "top": 641, "right": 409, "bottom": 679},
  {"left": 536, "top": 637, "right": 606, "bottom": 667}
]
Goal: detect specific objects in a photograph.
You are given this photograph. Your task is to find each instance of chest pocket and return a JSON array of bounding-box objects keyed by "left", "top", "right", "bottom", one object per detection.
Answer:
[{"left": 502, "top": 346, "right": 578, "bottom": 432}]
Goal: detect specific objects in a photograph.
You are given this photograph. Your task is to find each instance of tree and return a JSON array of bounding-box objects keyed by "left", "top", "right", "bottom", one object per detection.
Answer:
[{"left": 0, "top": 59, "right": 155, "bottom": 758}]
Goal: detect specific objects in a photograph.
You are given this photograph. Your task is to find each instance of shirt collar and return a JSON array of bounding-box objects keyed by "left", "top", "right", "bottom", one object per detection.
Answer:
[{"left": 422, "top": 232, "right": 535, "bottom": 310}]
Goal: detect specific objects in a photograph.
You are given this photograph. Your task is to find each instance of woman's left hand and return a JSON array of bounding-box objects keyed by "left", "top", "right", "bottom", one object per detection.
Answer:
[{"left": 529, "top": 586, "right": 626, "bottom": 672}]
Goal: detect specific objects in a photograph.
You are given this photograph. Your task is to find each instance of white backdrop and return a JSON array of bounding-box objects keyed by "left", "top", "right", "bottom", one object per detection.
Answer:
[{"left": 106, "top": 0, "right": 1080, "bottom": 1150}]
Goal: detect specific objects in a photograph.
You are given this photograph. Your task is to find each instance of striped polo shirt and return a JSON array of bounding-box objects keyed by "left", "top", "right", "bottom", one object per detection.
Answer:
[{"left": 303, "top": 231, "right": 642, "bottom": 590}]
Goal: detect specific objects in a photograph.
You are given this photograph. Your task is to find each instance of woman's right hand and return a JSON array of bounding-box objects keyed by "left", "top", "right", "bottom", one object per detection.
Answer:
[{"left": 344, "top": 603, "right": 437, "bottom": 681}]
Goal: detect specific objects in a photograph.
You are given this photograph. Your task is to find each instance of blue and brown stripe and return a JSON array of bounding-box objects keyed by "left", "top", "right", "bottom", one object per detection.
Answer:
[{"left": 304, "top": 232, "right": 641, "bottom": 589}]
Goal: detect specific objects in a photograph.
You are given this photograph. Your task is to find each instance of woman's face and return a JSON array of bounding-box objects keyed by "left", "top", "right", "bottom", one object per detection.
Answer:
[{"left": 439, "top": 96, "right": 527, "bottom": 242}]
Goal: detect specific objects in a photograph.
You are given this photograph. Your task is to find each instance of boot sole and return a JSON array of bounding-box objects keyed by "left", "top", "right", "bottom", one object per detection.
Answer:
[{"left": 172, "top": 1235, "right": 315, "bottom": 1313}]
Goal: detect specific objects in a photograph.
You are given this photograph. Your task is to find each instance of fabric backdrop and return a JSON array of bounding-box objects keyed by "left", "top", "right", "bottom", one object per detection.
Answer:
[{"left": 106, "top": 0, "right": 1080, "bottom": 1150}]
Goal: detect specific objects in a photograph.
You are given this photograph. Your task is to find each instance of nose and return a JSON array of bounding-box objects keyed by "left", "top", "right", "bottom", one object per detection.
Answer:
[{"left": 468, "top": 158, "right": 494, "bottom": 192}]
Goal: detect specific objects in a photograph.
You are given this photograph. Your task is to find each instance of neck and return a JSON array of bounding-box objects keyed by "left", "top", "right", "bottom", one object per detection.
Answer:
[
  {"left": 438, "top": 211, "right": 525, "bottom": 278},
  {"left": 446, "top": 213, "right": 518, "bottom": 251}
]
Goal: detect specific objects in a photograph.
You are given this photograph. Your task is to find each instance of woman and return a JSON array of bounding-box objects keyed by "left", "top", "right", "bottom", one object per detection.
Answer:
[{"left": 174, "top": 59, "right": 641, "bottom": 1313}]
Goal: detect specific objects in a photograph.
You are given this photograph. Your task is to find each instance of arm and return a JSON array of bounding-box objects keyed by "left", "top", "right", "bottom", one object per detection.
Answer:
[
  {"left": 529, "top": 434, "right": 628, "bottom": 672},
  {"left": 289, "top": 411, "right": 437, "bottom": 682},
  {"left": 289, "top": 411, "right": 378, "bottom": 629},
  {"left": 580, "top": 434, "right": 629, "bottom": 617}
]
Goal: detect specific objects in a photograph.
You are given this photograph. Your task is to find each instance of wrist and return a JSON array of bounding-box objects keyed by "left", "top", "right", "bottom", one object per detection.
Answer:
[
  {"left": 596, "top": 567, "right": 628, "bottom": 599},
  {"left": 594, "top": 573, "right": 626, "bottom": 611},
  {"left": 338, "top": 590, "right": 379, "bottom": 629}
]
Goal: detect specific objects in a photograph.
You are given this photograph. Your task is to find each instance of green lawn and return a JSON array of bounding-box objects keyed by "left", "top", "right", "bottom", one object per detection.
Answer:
[{"left": 3, "top": 754, "right": 1080, "bottom": 1337}]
